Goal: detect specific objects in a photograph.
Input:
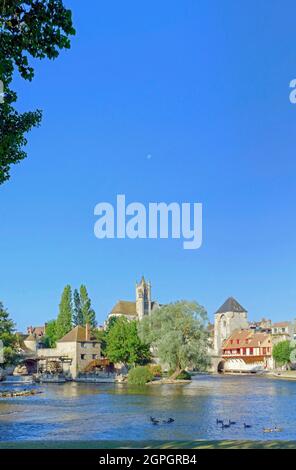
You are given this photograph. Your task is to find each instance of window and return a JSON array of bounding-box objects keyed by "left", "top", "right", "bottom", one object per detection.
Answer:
[
  {"left": 249, "top": 348, "right": 253, "bottom": 355},
  {"left": 92, "top": 354, "right": 97, "bottom": 360},
  {"left": 81, "top": 354, "right": 85, "bottom": 360},
  {"left": 230, "top": 340, "right": 233, "bottom": 345},
  {"left": 93, "top": 343, "right": 98, "bottom": 348},
  {"left": 236, "top": 339, "right": 240, "bottom": 344},
  {"left": 243, "top": 349, "right": 246, "bottom": 355},
  {"left": 81, "top": 342, "right": 86, "bottom": 348},
  {"left": 263, "top": 348, "right": 266, "bottom": 354}
]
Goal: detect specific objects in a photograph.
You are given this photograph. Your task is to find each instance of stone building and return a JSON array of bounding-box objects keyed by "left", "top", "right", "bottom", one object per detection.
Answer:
[
  {"left": 271, "top": 321, "right": 295, "bottom": 343},
  {"left": 108, "top": 276, "right": 159, "bottom": 322},
  {"left": 213, "top": 297, "right": 249, "bottom": 355},
  {"left": 37, "top": 324, "right": 101, "bottom": 379}
]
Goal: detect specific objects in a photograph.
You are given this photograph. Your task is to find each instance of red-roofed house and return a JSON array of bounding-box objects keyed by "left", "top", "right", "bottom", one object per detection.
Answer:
[{"left": 221, "top": 329, "right": 273, "bottom": 372}]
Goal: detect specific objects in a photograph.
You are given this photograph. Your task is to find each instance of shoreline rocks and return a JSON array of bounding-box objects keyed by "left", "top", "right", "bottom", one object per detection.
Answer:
[
  {"left": 147, "top": 379, "right": 191, "bottom": 385},
  {"left": 0, "top": 389, "right": 43, "bottom": 398}
]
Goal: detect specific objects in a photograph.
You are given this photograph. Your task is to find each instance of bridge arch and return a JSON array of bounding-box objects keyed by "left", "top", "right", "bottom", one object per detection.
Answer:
[{"left": 217, "top": 360, "right": 225, "bottom": 374}]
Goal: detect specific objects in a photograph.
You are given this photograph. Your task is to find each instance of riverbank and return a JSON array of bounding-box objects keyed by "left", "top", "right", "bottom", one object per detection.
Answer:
[
  {"left": 266, "top": 371, "right": 296, "bottom": 381},
  {"left": 0, "top": 440, "right": 296, "bottom": 449}
]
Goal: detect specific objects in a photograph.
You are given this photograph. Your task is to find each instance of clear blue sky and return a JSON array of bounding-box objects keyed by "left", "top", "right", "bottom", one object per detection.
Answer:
[{"left": 1, "top": 0, "right": 296, "bottom": 331}]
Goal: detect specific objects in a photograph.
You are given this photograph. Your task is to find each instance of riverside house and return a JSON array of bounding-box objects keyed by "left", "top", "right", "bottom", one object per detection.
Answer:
[
  {"left": 221, "top": 329, "right": 273, "bottom": 373},
  {"left": 37, "top": 324, "right": 101, "bottom": 379}
]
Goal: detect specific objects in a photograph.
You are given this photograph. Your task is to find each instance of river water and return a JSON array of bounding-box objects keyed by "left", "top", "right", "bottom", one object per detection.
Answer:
[{"left": 0, "top": 375, "right": 296, "bottom": 441}]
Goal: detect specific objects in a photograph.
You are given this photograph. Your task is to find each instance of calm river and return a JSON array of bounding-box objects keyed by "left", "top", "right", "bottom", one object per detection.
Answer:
[{"left": 0, "top": 375, "right": 296, "bottom": 441}]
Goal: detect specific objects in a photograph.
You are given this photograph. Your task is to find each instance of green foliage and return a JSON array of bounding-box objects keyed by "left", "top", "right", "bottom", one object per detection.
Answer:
[
  {"left": 0, "top": 301, "right": 17, "bottom": 365},
  {"left": 128, "top": 366, "right": 154, "bottom": 386},
  {"left": 79, "top": 285, "right": 97, "bottom": 328},
  {"left": 43, "top": 319, "right": 57, "bottom": 348},
  {"left": 138, "top": 301, "right": 210, "bottom": 375},
  {"left": 73, "top": 288, "right": 83, "bottom": 326},
  {"left": 0, "top": 0, "right": 75, "bottom": 184},
  {"left": 272, "top": 340, "right": 294, "bottom": 366},
  {"left": 105, "top": 317, "right": 151, "bottom": 367},
  {"left": 56, "top": 285, "right": 73, "bottom": 339},
  {"left": 148, "top": 364, "right": 162, "bottom": 377}
]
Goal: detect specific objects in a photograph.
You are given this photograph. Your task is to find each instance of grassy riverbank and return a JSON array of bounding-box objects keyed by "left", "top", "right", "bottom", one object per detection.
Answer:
[{"left": 0, "top": 440, "right": 296, "bottom": 449}]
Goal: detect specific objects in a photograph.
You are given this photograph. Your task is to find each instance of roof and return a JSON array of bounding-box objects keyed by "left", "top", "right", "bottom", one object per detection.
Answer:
[
  {"left": 222, "top": 329, "right": 271, "bottom": 349},
  {"left": 27, "top": 326, "right": 45, "bottom": 336},
  {"left": 58, "top": 325, "right": 97, "bottom": 343},
  {"left": 110, "top": 301, "right": 138, "bottom": 316},
  {"left": 272, "top": 322, "right": 290, "bottom": 328},
  {"left": 216, "top": 297, "right": 247, "bottom": 314}
]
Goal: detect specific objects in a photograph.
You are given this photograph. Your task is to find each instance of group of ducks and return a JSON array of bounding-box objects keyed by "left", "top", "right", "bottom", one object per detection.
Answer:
[
  {"left": 150, "top": 416, "right": 175, "bottom": 425},
  {"left": 216, "top": 418, "right": 251, "bottom": 429},
  {"left": 216, "top": 419, "right": 282, "bottom": 433}
]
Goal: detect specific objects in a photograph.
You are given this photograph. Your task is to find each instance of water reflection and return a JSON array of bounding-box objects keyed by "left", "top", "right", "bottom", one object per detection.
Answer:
[{"left": 1, "top": 375, "right": 296, "bottom": 441}]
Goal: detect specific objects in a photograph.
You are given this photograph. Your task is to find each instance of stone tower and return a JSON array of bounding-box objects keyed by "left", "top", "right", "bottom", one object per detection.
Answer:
[
  {"left": 136, "top": 276, "right": 152, "bottom": 320},
  {"left": 213, "top": 297, "right": 248, "bottom": 354}
]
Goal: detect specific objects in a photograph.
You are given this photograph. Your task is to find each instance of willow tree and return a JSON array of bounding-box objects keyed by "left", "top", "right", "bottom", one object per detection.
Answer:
[
  {"left": 0, "top": 0, "right": 75, "bottom": 184},
  {"left": 138, "top": 301, "right": 210, "bottom": 378}
]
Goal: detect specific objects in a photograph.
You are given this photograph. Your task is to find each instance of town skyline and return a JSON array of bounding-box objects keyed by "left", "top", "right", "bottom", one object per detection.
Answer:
[{"left": 11, "top": 276, "right": 296, "bottom": 332}]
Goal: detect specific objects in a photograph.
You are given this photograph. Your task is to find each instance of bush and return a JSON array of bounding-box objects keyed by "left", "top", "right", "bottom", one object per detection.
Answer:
[
  {"left": 128, "top": 366, "right": 154, "bottom": 385},
  {"left": 148, "top": 364, "right": 162, "bottom": 377}
]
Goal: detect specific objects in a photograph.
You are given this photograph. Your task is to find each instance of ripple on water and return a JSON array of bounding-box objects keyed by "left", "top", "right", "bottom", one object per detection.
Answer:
[{"left": 1, "top": 375, "right": 296, "bottom": 441}]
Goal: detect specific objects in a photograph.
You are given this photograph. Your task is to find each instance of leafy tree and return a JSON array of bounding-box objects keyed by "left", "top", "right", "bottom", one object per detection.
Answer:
[
  {"left": 73, "top": 288, "right": 83, "bottom": 326},
  {"left": 138, "top": 301, "right": 210, "bottom": 378},
  {"left": 0, "top": 301, "right": 17, "bottom": 365},
  {"left": 56, "top": 285, "right": 72, "bottom": 339},
  {"left": 105, "top": 317, "right": 150, "bottom": 367},
  {"left": 92, "top": 317, "right": 118, "bottom": 357},
  {"left": 272, "top": 340, "right": 295, "bottom": 368},
  {"left": 80, "top": 285, "right": 97, "bottom": 328},
  {"left": 42, "top": 319, "right": 57, "bottom": 348},
  {"left": 0, "top": 0, "right": 75, "bottom": 184}
]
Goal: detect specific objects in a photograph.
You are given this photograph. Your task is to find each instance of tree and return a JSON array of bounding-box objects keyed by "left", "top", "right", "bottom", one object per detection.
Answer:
[
  {"left": 105, "top": 317, "right": 150, "bottom": 367},
  {"left": 272, "top": 340, "right": 295, "bottom": 368},
  {"left": 138, "top": 301, "right": 210, "bottom": 378},
  {"left": 0, "top": 0, "right": 75, "bottom": 184},
  {"left": 42, "top": 319, "right": 57, "bottom": 348},
  {"left": 80, "top": 285, "right": 97, "bottom": 328},
  {"left": 73, "top": 288, "right": 83, "bottom": 326},
  {"left": 92, "top": 317, "right": 118, "bottom": 357},
  {"left": 56, "top": 285, "right": 72, "bottom": 339},
  {"left": 0, "top": 301, "right": 17, "bottom": 365}
]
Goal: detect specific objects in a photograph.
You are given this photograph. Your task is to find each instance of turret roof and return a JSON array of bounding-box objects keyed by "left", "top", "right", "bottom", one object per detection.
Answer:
[{"left": 216, "top": 297, "right": 247, "bottom": 314}]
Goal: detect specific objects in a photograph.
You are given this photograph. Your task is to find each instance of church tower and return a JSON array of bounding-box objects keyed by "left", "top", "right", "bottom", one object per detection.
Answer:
[
  {"left": 213, "top": 297, "right": 248, "bottom": 354},
  {"left": 136, "top": 276, "right": 152, "bottom": 320}
]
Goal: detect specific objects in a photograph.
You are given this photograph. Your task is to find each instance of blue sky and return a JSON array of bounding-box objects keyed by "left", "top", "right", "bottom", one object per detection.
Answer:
[{"left": 1, "top": 0, "right": 296, "bottom": 331}]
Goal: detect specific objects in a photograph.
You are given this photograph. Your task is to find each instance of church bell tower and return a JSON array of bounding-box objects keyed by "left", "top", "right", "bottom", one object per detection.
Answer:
[{"left": 136, "top": 276, "right": 152, "bottom": 320}]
